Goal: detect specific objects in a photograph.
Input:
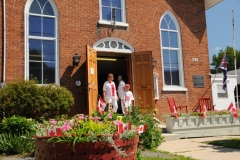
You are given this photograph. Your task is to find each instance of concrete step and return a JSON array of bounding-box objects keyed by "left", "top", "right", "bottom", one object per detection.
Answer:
[{"left": 162, "top": 133, "right": 180, "bottom": 141}]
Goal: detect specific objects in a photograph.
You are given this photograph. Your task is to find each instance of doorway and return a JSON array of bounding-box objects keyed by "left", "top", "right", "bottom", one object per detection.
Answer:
[{"left": 97, "top": 52, "right": 130, "bottom": 97}]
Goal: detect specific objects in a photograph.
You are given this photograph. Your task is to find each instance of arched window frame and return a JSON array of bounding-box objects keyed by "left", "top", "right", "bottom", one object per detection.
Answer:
[
  {"left": 160, "top": 10, "right": 187, "bottom": 91},
  {"left": 24, "top": 0, "right": 59, "bottom": 84},
  {"left": 93, "top": 38, "right": 134, "bottom": 53}
]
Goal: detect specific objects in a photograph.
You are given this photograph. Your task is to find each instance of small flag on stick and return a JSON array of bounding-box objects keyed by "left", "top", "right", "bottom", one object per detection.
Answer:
[
  {"left": 97, "top": 96, "right": 106, "bottom": 114},
  {"left": 227, "top": 102, "right": 238, "bottom": 118}
]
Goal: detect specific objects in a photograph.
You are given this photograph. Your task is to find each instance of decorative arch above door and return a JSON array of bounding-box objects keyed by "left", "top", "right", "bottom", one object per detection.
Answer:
[{"left": 93, "top": 38, "right": 134, "bottom": 53}]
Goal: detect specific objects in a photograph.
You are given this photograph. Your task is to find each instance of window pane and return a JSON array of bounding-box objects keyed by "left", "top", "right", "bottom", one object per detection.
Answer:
[
  {"left": 164, "top": 68, "right": 171, "bottom": 85},
  {"left": 169, "top": 20, "right": 176, "bottom": 30},
  {"left": 163, "top": 49, "right": 170, "bottom": 67},
  {"left": 29, "top": 62, "right": 42, "bottom": 83},
  {"left": 43, "top": 62, "right": 55, "bottom": 83},
  {"left": 43, "top": 17, "right": 55, "bottom": 37},
  {"left": 170, "top": 50, "right": 179, "bottom": 68},
  {"left": 29, "top": 16, "right": 41, "bottom": 36},
  {"left": 116, "top": 9, "right": 122, "bottom": 21},
  {"left": 164, "top": 14, "right": 171, "bottom": 24},
  {"left": 29, "top": 39, "right": 42, "bottom": 61},
  {"left": 112, "top": 0, "right": 121, "bottom": 8},
  {"left": 29, "top": 0, "right": 41, "bottom": 14},
  {"left": 169, "top": 32, "right": 178, "bottom": 48},
  {"left": 104, "top": 41, "right": 110, "bottom": 48},
  {"left": 102, "top": 0, "right": 110, "bottom": 6},
  {"left": 43, "top": 2, "right": 54, "bottom": 16},
  {"left": 171, "top": 68, "right": 180, "bottom": 85},
  {"left": 161, "top": 19, "right": 168, "bottom": 29},
  {"left": 38, "top": 0, "right": 48, "bottom": 8},
  {"left": 102, "top": 7, "right": 111, "bottom": 21},
  {"left": 161, "top": 31, "right": 169, "bottom": 47},
  {"left": 43, "top": 40, "right": 55, "bottom": 61}
]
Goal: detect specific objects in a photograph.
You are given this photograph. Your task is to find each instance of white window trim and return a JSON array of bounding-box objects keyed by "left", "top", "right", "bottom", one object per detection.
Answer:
[
  {"left": 159, "top": 10, "right": 185, "bottom": 91},
  {"left": 99, "top": 0, "right": 128, "bottom": 27},
  {"left": 24, "top": 0, "right": 59, "bottom": 85},
  {"left": 153, "top": 73, "right": 159, "bottom": 100},
  {"left": 93, "top": 37, "right": 134, "bottom": 53}
]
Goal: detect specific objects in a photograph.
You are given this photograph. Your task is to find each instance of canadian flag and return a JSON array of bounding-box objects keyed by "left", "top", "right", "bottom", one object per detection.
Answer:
[
  {"left": 118, "top": 121, "right": 132, "bottom": 134},
  {"left": 97, "top": 96, "right": 106, "bottom": 114},
  {"left": 136, "top": 124, "right": 147, "bottom": 134},
  {"left": 171, "top": 106, "right": 178, "bottom": 119},
  {"left": 227, "top": 102, "right": 238, "bottom": 118},
  {"left": 202, "top": 102, "right": 207, "bottom": 118},
  {"left": 47, "top": 128, "right": 63, "bottom": 136}
]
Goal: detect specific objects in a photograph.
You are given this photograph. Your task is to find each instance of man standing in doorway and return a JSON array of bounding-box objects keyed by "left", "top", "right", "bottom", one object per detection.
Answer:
[{"left": 117, "top": 75, "right": 125, "bottom": 114}]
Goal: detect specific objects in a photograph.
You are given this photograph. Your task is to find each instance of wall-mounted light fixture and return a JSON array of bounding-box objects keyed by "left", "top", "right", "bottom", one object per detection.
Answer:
[
  {"left": 73, "top": 53, "right": 81, "bottom": 66},
  {"left": 152, "top": 58, "right": 157, "bottom": 67}
]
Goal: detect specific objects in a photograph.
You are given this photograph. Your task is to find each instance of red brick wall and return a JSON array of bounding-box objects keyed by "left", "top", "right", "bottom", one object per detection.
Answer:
[{"left": 2, "top": 0, "right": 211, "bottom": 118}]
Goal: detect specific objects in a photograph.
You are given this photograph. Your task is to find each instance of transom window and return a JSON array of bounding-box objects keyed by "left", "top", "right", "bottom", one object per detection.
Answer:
[
  {"left": 160, "top": 11, "right": 184, "bottom": 88},
  {"left": 26, "top": 0, "right": 58, "bottom": 84},
  {"left": 99, "top": 0, "right": 127, "bottom": 25}
]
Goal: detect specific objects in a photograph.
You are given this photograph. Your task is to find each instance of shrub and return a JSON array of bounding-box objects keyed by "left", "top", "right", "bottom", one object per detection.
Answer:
[
  {"left": 0, "top": 115, "right": 36, "bottom": 135},
  {"left": 124, "top": 107, "right": 164, "bottom": 149},
  {"left": 0, "top": 80, "right": 74, "bottom": 119}
]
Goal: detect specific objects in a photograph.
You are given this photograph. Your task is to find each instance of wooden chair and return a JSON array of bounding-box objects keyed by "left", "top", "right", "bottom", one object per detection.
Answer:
[
  {"left": 167, "top": 97, "right": 188, "bottom": 113},
  {"left": 198, "top": 97, "right": 215, "bottom": 112}
]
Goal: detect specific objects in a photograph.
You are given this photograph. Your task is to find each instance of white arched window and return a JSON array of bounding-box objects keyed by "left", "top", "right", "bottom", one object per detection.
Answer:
[
  {"left": 160, "top": 11, "right": 186, "bottom": 91},
  {"left": 25, "top": 0, "right": 58, "bottom": 84}
]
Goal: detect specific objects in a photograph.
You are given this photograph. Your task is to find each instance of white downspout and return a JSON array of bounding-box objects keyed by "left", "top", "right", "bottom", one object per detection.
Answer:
[{"left": 2, "top": 0, "right": 6, "bottom": 84}]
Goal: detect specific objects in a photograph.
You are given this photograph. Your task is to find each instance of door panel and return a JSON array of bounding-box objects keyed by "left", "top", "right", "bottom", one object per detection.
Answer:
[
  {"left": 87, "top": 46, "right": 98, "bottom": 115},
  {"left": 133, "top": 51, "right": 154, "bottom": 110}
]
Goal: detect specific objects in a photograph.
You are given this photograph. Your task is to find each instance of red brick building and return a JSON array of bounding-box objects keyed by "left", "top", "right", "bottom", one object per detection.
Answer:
[{"left": 0, "top": 0, "right": 222, "bottom": 118}]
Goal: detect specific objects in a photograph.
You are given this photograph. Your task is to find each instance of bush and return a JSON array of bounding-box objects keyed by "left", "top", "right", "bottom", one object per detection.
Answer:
[
  {"left": 125, "top": 107, "right": 164, "bottom": 150},
  {"left": 0, "top": 115, "right": 36, "bottom": 135},
  {"left": 0, "top": 80, "right": 74, "bottom": 119}
]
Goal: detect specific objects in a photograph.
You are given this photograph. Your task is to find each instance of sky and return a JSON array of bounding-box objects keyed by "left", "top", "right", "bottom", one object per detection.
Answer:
[{"left": 206, "top": 0, "right": 240, "bottom": 64}]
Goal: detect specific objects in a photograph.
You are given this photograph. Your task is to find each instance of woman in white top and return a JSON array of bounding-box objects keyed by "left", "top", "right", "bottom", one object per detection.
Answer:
[{"left": 103, "top": 73, "right": 119, "bottom": 113}]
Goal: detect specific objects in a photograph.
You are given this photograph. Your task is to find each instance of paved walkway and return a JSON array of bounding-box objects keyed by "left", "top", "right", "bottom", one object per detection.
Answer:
[{"left": 157, "top": 135, "right": 240, "bottom": 160}]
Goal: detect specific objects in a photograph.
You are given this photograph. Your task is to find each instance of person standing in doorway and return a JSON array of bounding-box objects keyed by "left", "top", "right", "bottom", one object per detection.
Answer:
[
  {"left": 117, "top": 75, "right": 125, "bottom": 114},
  {"left": 122, "top": 84, "right": 134, "bottom": 115},
  {"left": 103, "top": 73, "right": 118, "bottom": 113}
]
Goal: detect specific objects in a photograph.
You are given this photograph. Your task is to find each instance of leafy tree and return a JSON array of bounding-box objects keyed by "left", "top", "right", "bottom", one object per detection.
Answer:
[{"left": 210, "top": 46, "right": 240, "bottom": 74}]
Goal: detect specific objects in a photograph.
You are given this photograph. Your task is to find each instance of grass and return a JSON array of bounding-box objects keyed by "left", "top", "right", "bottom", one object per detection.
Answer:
[
  {"left": 204, "top": 138, "right": 240, "bottom": 150},
  {"left": 141, "top": 149, "right": 196, "bottom": 160}
]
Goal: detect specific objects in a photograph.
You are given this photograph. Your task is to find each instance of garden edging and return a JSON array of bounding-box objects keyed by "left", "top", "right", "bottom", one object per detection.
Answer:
[{"left": 166, "top": 115, "right": 240, "bottom": 138}]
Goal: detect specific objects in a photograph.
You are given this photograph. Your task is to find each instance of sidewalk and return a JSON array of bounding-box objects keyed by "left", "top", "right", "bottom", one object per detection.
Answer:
[{"left": 157, "top": 136, "right": 240, "bottom": 160}]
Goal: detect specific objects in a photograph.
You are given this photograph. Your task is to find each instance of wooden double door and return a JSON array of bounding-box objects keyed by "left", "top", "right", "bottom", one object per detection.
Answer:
[{"left": 86, "top": 46, "right": 155, "bottom": 115}]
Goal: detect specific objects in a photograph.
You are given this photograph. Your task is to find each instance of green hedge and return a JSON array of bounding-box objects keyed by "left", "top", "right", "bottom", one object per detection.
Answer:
[{"left": 0, "top": 80, "right": 74, "bottom": 119}]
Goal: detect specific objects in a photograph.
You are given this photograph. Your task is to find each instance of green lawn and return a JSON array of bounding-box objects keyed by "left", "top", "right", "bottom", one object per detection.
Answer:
[{"left": 204, "top": 138, "right": 240, "bottom": 150}]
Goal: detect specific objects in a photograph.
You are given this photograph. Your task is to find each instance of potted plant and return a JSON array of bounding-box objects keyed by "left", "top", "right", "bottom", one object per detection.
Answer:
[{"left": 34, "top": 113, "right": 145, "bottom": 160}]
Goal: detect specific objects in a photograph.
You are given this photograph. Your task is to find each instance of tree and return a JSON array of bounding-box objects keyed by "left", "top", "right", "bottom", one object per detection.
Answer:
[{"left": 210, "top": 46, "right": 240, "bottom": 74}]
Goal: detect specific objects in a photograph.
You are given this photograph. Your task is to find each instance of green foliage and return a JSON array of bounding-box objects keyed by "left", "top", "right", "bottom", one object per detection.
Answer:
[
  {"left": 128, "top": 106, "right": 164, "bottom": 149},
  {"left": 210, "top": 46, "right": 240, "bottom": 74},
  {"left": 0, "top": 133, "right": 34, "bottom": 155},
  {"left": 0, "top": 115, "right": 36, "bottom": 135},
  {"left": 0, "top": 80, "right": 74, "bottom": 119}
]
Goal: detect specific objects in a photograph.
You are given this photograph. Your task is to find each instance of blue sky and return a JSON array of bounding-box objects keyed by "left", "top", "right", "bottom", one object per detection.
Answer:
[{"left": 206, "top": 0, "right": 240, "bottom": 64}]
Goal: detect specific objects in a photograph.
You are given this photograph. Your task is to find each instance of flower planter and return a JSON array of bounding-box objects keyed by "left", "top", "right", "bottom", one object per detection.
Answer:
[
  {"left": 34, "top": 136, "right": 139, "bottom": 160},
  {"left": 166, "top": 115, "right": 240, "bottom": 138}
]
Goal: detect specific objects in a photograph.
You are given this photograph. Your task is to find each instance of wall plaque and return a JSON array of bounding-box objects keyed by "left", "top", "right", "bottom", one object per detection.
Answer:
[{"left": 193, "top": 75, "right": 204, "bottom": 87}]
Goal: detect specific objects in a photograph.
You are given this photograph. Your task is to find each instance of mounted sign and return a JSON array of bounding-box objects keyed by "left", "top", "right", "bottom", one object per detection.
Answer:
[{"left": 193, "top": 75, "right": 205, "bottom": 88}]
